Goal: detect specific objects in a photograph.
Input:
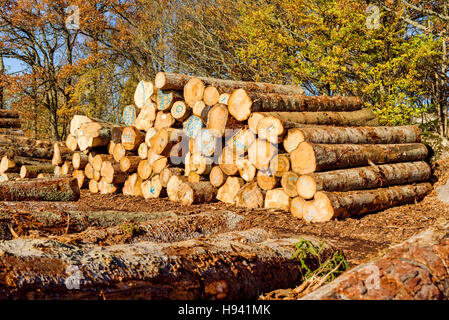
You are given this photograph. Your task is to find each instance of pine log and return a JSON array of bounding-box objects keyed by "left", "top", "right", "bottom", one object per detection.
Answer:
[
  {"left": 98, "top": 178, "right": 118, "bottom": 194},
  {"left": 84, "top": 163, "right": 94, "bottom": 180},
  {"left": 141, "top": 175, "right": 166, "bottom": 199},
  {"left": 122, "top": 105, "right": 140, "bottom": 127},
  {"left": 256, "top": 170, "right": 280, "bottom": 191},
  {"left": 137, "top": 142, "right": 148, "bottom": 159},
  {"left": 0, "top": 173, "right": 20, "bottom": 182},
  {"left": 20, "top": 164, "right": 55, "bottom": 178},
  {"left": 303, "top": 183, "right": 432, "bottom": 223},
  {"left": 137, "top": 159, "right": 152, "bottom": 180},
  {"left": 112, "top": 143, "right": 129, "bottom": 162},
  {"left": 52, "top": 142, "right": 72, "bottom": 166},
  {"left": 107, "top": 140, "right": 116, "bottom": 155},
  {"left": 72, "top": 152, "right": 88, "bottom": 170},
  {"left": 155, "top": 71, "right": 306, "bottom": 95},
  {"left": 216, "top": 176, "right": 244, "bottom": 204},
  {"left": 183, "top": 115, "right": 204, "bottom": 139},
  {"left": 0, "top": 144, "right": 54, "bottom": 160},
  {"left": 284, "top": 125, "right": 421, "bottom": 148},
  {"left": 93, "top": 169, "right": 101, "bottom": 182},
  {"left": 111, "top": 126, "right": 124, "bottom": 144},
  {"left": 281, "top": 171, "right": 299, "bottom": 197},
  {"left": 234, "top": 182, "right": 264, "bottom": 209},
  {"left": 154, "top": 111, "right": 175, "bottom": 131},
  {"left": 218, "top": 146, "right": 239, "bottom": 175},
  {"left": 134, "top": 103, "right": 155, "bottom": 131},
  {"left": 290, "top": 197, "right": 306, "bottom": 219},
  {"left": 218, "top": 93, "right": 230, "bottom": 105},
  {"left": 236, "top": 158, "right": 256, "bottom": 182},
  {"left": 92, "top": 154, "right": 113, "bottom": 172},
  {"left": 61, "top": 161, "right": 73, "bottom": 175},
  {"left": 209, "top": 166, "right": 228, "bottom": 188},
  {"left": 70, "top": 115, "right": 94, "bottom": 137},
  {"left": 257, "top": 115, "right": 284, "bottom": 144},
  {"left": 121, "top": 127, "right": 145, "bottom": 151},
  {"left": 167, "top": 175, "right": 188, "bottom": 201},
  {"left": 65, "top": 134, "right": 78, "bottom": 152},
  {"left": 291, "top": 142, "right": 428, "bottom": 175},
  {"left": 247, "top": 139, "right": 278, "bottom": 170},
  {"left": 72, "top": 170, "right": 87, "bottom": 189},
  {"left": 269, "top": 154, "right": 290, "bottom": 177},
  {"left": 192, "top": 129, "right": 220, "bottom": 157},
  {"left": 134, "top": 80, "right": 154, "bottom": 109},
  {"left": 148, "top": 152, "right": 168, "bottom": 174},
  {"left": 148, "top": 128, "right": 180, "bottom": 156},
  {"left": 250, "top": 93, "right": 363, "bottom": 113},
  {"left": 0, "top": 156, "right": 51, "bottom": 173},
  {"left": 193, "top": 100, "right": 206, "bottom": 117},
  {"left": 225, "top": 127, "right": 256, "bottom": 156},
  {"left": 0, "top": 118, "right": 21, "bottom": 128},
  {"left": 155, "top": 89, "right": 183, "bottom": 111},
  {"left": 178, "top": 181, "right": 217, "bottom": 206},
  {"left": 190, "top": 152, "right": 212, "bottom": 175},
  {"left": 76, "top": 121, "right": 112, "bottom": 151},
  {"left": 0, "top": 176, "right": 80, "bottom": 201},
  {"left": 248, "top": 112, "right": 266, "bottom": 133},
  {"left": 264, "top": 188, "right": 291, "bottom": 211},
  {"left": 101, "top": 161, "right": 128, "bottom": 184},
  {"left": 171, "top": 101, "right": 191, "bottom": 122},
  {"left": 296, "top": 161, "right": 431, "bottom": 200},
  {"left": 0, "top": 135, "right": 52, "bottom": 148},
  {"left": 206, "top": 103, "right": 228, "bottom": 137},
  {"left": 120, "top": 156, "right": 141, "bottom": 173},
  {"left": 144, "top": 128, "right": 157, "bottom": 147},
  {"left": 89, "top": 179, "right": 99, "bottom": 193},
  {"left": 203, "top": 86, "right": 220, "bottom": 106},
  {"left": 187, "top": 171, "right": 202, "bottom": 183},
  {"left": 260, "top": 109, "right": 376, "bottom": 126},
  {"left": 183, "top": 78, "right": 205, "bottom": 107},
  {"left": 159, "top": 167, "right": 184, "bottom": 188},
  {"left": 122, "top": 173, "right": 143, "bottom": 197}
]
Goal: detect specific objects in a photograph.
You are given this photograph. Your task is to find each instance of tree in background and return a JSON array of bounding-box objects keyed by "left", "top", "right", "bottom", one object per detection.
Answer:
[{"left": 229, "top": 0, "right": 441, "bottom": 126}]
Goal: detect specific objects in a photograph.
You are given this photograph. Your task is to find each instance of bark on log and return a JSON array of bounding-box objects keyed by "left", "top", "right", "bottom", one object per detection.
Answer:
[
  {"left": 0, "top": 128, "right": 24, "bottom": 136},
  {"left": 303, "top": 183, "right": 432, "bottom": 222},
  {"left": 296, "top": 161, "right": 432, "bottom": 199},
  {"left": 290, "top": 142, "right": 428, "bottom": 174},
  {"left": 301, "top": 219, "right": 449, "bottom": 300},
  {"left": 155, "top": 71, "right": 305, "bottom": 95},
  {"left": 20, "top": 164, "right": 55, "bottom": 178},
  {"left": 0, "top": 118, "right": 21, "bottom": 128},
  {"left": 284, "top": 125, "right": 421, "bottom": 146},
  {"left": 0, "top": 144, "right": 54, "bottom": 160},
  {"left": 0, "top": 177, "right": 80, "bottom": 201},
  {"left": 119, "top": 156, "right": 141, "bottom": 173},
  {"left": 0, "top": 229, "right": 337, "bottom": 299},
  {"left": 178, "top": 181, "right": 217, "bottom": 206},
  {"left": 0, "top": 173, "right": 20, "bottom": 182},
  {"left": 261, "top": 109, "right": 376, "bottom": 126}
]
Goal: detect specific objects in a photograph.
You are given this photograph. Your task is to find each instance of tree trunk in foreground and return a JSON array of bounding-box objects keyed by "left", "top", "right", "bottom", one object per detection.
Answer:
[
  {"left": 302, "top": 183, "right": 432, "bottom": 223},
  {"left": 0, "top": 229, "right": 337, "bottom": 299},
  {"left": 301, "top": 219, "right": 449, "bottom": 300},
  {"left": 0, "top": 176, "right": 80, "bottom": 201},
  {"left": 290, "top": 142, "right": 428, "bottom": 174}
]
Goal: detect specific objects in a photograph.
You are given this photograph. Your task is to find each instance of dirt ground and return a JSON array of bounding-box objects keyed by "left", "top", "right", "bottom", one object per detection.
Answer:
[{"left": 1, "top": 159, "right": 449, "bottom": 269}]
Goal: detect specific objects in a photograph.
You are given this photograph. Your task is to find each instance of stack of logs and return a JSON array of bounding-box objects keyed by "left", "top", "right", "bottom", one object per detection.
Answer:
[
  {"left": 0, "top": 109, "right": 67, "bottom": 182},
  {"left": 63, "top": 72, "right": 432, "bottom": 222}
]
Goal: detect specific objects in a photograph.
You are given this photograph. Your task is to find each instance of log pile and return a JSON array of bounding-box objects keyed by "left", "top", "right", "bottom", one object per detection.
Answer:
[{"left": 63, "top": 72, "right": 432, "bottom": 221}]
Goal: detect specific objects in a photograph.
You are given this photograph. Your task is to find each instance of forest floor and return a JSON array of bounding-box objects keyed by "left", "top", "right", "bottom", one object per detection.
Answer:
[{"left": 1, "top": 158, "right": 449, "bottom": 299}]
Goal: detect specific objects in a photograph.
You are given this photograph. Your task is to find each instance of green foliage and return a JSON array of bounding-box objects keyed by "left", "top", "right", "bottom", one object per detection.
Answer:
[
  {"left": 230, "top": 0, "right": 442, "bottom": 126},
  {"left": 292, "top": 238, "right": 349, "bottom": 282},
  {"left": 120, "top": 222, "right": 144, "bottom": 237}
]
